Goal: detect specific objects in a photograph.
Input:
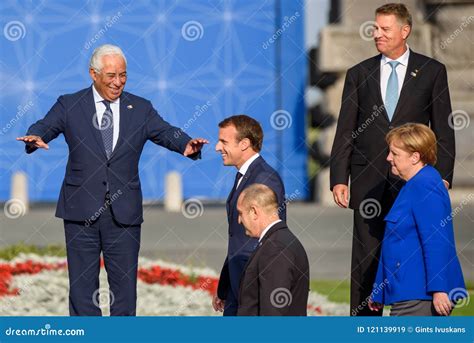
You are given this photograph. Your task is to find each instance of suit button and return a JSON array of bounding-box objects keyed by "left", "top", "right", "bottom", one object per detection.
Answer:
[
  {"left": 102, "top": 181, "right": 107, "bottom": 186},
  {"left": 107, "top": 163, "right": 110, "bottom": 167},
  {"left": 229, "top": 233, "right": 233, "bottom": 237}
]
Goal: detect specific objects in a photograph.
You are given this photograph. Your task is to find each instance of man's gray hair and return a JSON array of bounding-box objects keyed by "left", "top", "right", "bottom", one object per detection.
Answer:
[{"left": 89, "top": 44, "right": 127, "bottom": 72}]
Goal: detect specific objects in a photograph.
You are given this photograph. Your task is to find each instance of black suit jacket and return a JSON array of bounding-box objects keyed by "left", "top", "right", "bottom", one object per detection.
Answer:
[
  {"left": 237, "top": 221, "right": 309, "bottom": 316},
  {"left": 330, "top": 50, "right": 455, "bottom": 208}
]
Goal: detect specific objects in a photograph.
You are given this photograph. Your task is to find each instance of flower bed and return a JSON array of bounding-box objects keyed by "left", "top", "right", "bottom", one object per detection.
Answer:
[{"left": 0, "top": 254, "right": 348, "bottom": 316}]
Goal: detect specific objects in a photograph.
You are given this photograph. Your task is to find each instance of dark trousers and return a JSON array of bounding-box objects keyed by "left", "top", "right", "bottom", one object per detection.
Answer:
[
  {"left": 64, "top": 205, "right": 141, "bottom": 316},
  {"left": 350, "top": 181, "right": 399, "bottom": 316}
]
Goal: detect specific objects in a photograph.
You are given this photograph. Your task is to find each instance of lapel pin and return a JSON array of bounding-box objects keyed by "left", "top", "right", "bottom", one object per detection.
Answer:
[
  {"left": 127, "top": 105, "right": 133, "bottom": 109},
  {"left": 410, "top": 69, "right": 419, "bottom": 77}
]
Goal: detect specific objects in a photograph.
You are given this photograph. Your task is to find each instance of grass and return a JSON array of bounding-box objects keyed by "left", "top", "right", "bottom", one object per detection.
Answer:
[
  {"left": 311, "top": 280, "right": 474, "bottom": 316},
  {"left": 0, "top": 242, "right": 66, "bottom": 260}
]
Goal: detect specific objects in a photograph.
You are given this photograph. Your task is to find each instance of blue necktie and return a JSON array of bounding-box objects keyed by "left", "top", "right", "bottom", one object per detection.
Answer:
[
  {"left": 101, "top": 100, "right": 114, "bottom": 159},
  {"left": 385, "top": 61, "right": 400, "bottom": 121}
]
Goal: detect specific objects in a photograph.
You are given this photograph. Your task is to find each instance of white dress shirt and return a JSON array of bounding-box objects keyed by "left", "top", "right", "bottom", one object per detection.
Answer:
[
  {"left": 92, "top": 85, "right": 120, "bottom": 150},
  {"left": 236, "top": 153, "right": 260, "bottom": 188},
  {"left": 380, "top": 46, "right": 410, "bottom": 104},
  {"left": 259, "top": 219, "right": 282, "bottom": 243}
]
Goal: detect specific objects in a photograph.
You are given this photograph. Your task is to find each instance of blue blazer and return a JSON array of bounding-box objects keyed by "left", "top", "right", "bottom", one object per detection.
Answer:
[
  {"left": 217, "top": 156, "right": 286, "bottom": 303},
  {"left": 25, "top": 87, "right": 198, "bottom": 226},
  {"left": 372, "top": 165, "right": 466, "bottom": 305}
]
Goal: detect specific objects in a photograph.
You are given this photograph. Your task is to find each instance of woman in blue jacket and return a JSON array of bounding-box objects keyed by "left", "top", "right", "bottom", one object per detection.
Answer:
[{"left": 369, "top": 123, "right": 466, "bottom": 316}]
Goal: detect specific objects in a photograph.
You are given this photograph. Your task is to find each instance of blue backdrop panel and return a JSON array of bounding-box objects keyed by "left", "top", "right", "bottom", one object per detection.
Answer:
[{"left": 0, "top": 0, "right": 307, "bottom": 201}]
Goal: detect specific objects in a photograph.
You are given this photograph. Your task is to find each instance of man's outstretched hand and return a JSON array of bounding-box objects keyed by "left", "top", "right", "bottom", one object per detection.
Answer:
[
  {"left": 184, "top": 138, "right": 208, "bottom": 156},
  {"left": 16, "top": 135, "right": 49, "bottom": 150}
]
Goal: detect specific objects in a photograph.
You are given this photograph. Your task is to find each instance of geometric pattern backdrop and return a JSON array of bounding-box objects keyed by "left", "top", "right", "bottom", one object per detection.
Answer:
[{"left": 0, "top": 0, "right": 307, "bottom": 201}]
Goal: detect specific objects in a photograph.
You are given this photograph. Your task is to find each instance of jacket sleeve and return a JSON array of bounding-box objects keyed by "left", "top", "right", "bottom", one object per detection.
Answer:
[
  {"left": 145, "top": 102, "right": 201, "bottom": 160},
  {"left": 429, "top": 64, "right": 455, "bottom": 186},
  {"left": 329, "top": 68, "right": 359, "bottom": 189},
  {"left": 258, "top": 244, "right": 294, "bottom": 315},
  {"left": 411, "top": 183, "right": 452, "bottom": 293},
  {"left": 25, "top": 96, "right": 66, "bottom": 154},
  {"left": 217, "top": 257, "right": 230, "bottom": 300}
]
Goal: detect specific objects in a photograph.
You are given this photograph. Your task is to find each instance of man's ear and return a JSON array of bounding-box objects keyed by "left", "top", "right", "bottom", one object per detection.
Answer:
[
  {"left": 402, "top": 24, "right": 411, "bottom": 40},
  {"left": 250, "top": 205, "right": 258, "bottom": 219},
  {"left": 89, "top": 68, "right": 97, "bottom": 82},
  {"left": 239, "top": 138, "right": 251, "bottom": 151}
]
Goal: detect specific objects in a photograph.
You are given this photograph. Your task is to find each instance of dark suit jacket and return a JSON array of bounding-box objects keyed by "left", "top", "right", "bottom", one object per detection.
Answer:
[
  {"left": 237, "top": 221, "right": 309, "bottom": 316},
  {"left": 217, "top": 156, "right": 286, "bottom": 304},
  {"left": 330, "top": 50, "right": 455, "bottom": 209},
  {"left": 25, "top": 86, "right": 198, "bottom": 226}
]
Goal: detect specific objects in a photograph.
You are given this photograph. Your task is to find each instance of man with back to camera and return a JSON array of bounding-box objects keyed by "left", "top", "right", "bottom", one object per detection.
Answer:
[
  {"left": 236, "top": 183, "right": 309, "bottom": 316},
  {"left": 329, "top": 3, "right": 455, "bottom": 316},
  {"left": 212, "top": 115, "right": 286, "bottom": 316},
  {"left": 17, "top": 44, "right": 208, "bottom": 316}
]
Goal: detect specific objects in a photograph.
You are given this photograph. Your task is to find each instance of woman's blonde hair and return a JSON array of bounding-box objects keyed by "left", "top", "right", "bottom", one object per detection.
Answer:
[{"left": 386, "top": 123, "right": 437, "bottom": 165}]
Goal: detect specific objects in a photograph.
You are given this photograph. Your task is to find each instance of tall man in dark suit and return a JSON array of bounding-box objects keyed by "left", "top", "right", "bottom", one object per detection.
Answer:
[
  {"left": 236, "top": 184, "right": 309, "bottom": 316},
  {"left": 330, "top": 3, "right": 455, "bottom": 316},
  {"left": 17, "top": 44, "right": 208, "bottom": 316},
  {"left": 212, "top": 115, "right": 286, "bottom": 316}
]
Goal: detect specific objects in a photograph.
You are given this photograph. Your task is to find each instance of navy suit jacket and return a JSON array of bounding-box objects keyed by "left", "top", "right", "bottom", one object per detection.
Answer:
[
  {"left": 372, "top": 165, "right": 466, "bottom": 305},
  {"left": 25, "top": 86, "right": 198, "bottom": 226},
  {"left": 217, "top": 156, "right": 286, "bottom": 303}
]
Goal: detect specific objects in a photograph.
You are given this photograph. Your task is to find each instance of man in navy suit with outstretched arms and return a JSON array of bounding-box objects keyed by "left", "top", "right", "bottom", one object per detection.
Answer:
[
  {"left": 17, "top": 44, "right": 208, "bottom": 316},
  {"left": 212, "top": 115, "right": 286, "bottom": 316}
]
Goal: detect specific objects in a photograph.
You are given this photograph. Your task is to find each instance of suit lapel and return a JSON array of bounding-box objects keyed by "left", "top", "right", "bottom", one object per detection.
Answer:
[
  {"left": 81, "top": 87, "right": 107, "bottom": 159},
  {"left": 367, "top": 55, "right": 391, "bottom": 122},
  {"left": 392, "top": 50, "right": 421, "bottom": 122}
]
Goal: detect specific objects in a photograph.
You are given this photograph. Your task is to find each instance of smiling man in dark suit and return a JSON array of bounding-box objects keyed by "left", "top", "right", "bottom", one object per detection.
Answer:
[
  {"left": 236, "top": 183, "right": 309, "bottom": 316},
  {"left": 17, "top": 44, "right": 207, "bottom": 316},
  {"left": 212, "top": 115, "right": 286, "bottom": 316},
  {"left": 330, "top": 3, "right": 455, "bottom": 316}
]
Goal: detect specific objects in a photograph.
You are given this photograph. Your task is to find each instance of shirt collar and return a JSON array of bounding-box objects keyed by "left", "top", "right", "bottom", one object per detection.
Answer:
[
  {"left": 382, "top": 44, "right": 410, "bottom": 67},
  {"left": 259, "top": 219, "right": 282, "bottom": 242},
  {"left": 92, "top": 85, "right": 120, "bottom": 105},
  {"left": 238, "top": 153, "right": 260, "bottom": 176}
]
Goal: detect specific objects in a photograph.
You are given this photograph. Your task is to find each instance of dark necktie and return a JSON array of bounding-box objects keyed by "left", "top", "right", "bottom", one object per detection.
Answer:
[
  {"left": 228, "top": 172, "right": 243, "bottom": 201},
  {"left": 101, "top": 100, "right": 114, "bottom": 159}
]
